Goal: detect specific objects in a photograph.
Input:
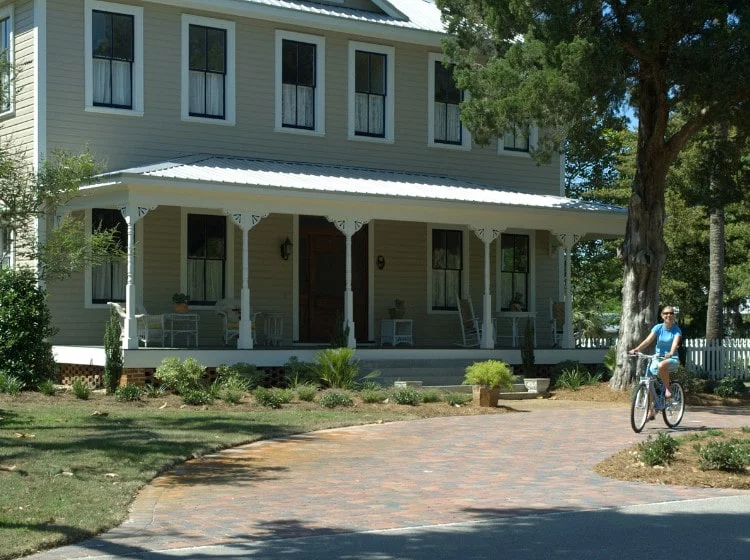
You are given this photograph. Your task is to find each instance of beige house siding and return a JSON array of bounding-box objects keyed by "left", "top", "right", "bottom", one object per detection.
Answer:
[{"left": 45, "top": 0, "right": 560, "bottom": 194}]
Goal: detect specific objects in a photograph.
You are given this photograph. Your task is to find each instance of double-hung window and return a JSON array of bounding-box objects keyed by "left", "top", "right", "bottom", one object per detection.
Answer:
[
  {"left": 428, "top": 53, "right": 469, "bottom": 149},
  {"left": 499, "top": 125, "right": 538, "bottom": 156},
  {"left": 431, "top": 229, "right": 463, "bottom": 311},
  {"left": 188, "top": 24, "right": 226, "bottom": 118},
  {"left": 91, "top": 209, "right": 127, "bottom": 304},
  {"left": 500, "top": 234, "right": 529, "bottom": 311},
  {"left": 85, "top": 1, "right": 142, "bottom": 115},
  {"left": 187, "top": 214, "right": 226, "bottom": 305},
  {"left": 348, "top": 42, "right": 394, "bottom": 141},
  {"left": 275, "top": 30, "right": 325, "bottom": 134},
  {"left": 0, "top": 227, "right": 12, "bottom": 269},
  {"left": 181, "top": 15, "right": 235, "bottom": 124},
  {"left": 0, "top": 6, "right": 13, "bottom": 115}
]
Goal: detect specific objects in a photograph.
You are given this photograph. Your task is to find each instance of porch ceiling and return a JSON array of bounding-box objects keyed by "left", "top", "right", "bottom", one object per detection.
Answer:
[{"left": 73, "top": 155, "right": 626, "bottom": 237}]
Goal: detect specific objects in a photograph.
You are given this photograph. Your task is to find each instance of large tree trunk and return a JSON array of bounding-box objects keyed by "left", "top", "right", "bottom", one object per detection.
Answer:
[{"left": 705, "top": 206, "right": 725, "bottom": 342}]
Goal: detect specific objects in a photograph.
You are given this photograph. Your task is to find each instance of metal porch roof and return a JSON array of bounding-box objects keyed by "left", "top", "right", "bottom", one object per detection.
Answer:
[{"left": 96, "top": 154, "right": 625, "bottom": 217}]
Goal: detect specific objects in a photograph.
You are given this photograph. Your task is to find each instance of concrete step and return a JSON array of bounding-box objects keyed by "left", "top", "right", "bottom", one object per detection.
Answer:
[{"left": 359, "top": 358, "right": 478, "bottom": 386}]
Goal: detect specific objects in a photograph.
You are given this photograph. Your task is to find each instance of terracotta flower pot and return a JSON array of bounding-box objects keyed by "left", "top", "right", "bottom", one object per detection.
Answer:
[
  {"left": 173, "top": 303, "right": 189, "bottom": 313},
  {"left": 472, "top": 385, "right": 500, "bottom": 407}
]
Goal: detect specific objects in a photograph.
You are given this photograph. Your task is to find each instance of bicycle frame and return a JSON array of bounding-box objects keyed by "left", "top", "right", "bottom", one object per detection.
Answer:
[{"left": 629, "top": 352, "right": 685, "bottom": 433}]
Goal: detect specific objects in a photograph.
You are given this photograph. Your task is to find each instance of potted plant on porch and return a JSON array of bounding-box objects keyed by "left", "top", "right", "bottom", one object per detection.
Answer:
[
  {"left": 172, "top": 293, "right": 190, "bottom": 313},
  {"left": 463, "top": 359, "right": 513, "bottom": 407}
]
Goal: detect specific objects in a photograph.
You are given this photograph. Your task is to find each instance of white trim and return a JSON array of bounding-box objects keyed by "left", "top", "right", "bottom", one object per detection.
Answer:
[
  {"left": 180, "top": 14, "right": 236, "bottom": 126},
  {"left": 83, "top": 208, "right": 144, "bottom": 309},
  {"left": 495, "top": 230, "right": 536, "bottom": 313},
  {"left": 0, "top": 4, "right": 15, "bottom": 119},
  {"left": 426, "top": 223, "right": 470, "bottom": 315},
  {"left": 33, "top": 0, "right": 46, "bottom": 165},
  {"left": 179, "top": 208, "right": 235, "bottom": 309},
  {"left": 498, "top": 125, "right": 539, "bottom": 157},
  {"left": 347, "top": 40, "right": 395, "bottom": 143},
  {"left": 427, "top": 52, "right": 471, "bottom": 151},
  {"left": 84, "top": 0, "right": 144, "bottom": 116},
  {"left": 274, "top": 30, "right": 325, "bottom": 136}
]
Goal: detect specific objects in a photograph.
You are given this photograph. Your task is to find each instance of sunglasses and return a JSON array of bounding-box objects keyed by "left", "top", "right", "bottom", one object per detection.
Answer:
[{"left": 662, "top": 312, "right": 674, "bottom": 316}]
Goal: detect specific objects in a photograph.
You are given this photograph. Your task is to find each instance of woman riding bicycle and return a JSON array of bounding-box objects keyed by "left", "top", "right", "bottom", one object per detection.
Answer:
[{"left": 630, "top": 306, "right": 682, "bottom": 403}]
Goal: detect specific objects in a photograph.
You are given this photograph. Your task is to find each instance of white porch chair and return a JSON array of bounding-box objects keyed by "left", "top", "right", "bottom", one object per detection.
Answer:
[
  {"left": 107, "top": 302, "right": 164, "bottom": 347},
  {"left": 455, "top": 295, "right": 496, "bottom": 347},
  {"left": 550, "top": 299, "right": 565, "bottom": 347},
  {"left": 263, "top": 312, "right": 284, "bottom": 347},
  {"left": 215, "top": 298, "right": 259, "bottom": 345}
]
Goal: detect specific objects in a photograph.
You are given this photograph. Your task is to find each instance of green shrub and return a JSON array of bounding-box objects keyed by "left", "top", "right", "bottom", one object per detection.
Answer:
[
  {"left": 0, "top": 372, "right": 25, "bottom": 395},
  {"left": 358, "top": 380, "right": 383, "bottom": 392},
  {"left": 216, "top": 362, "right": 262, "bottom": 389},
  {"left": 551, "top": 360, "right": 583, "bottom": 388},
  {"left": 296, "top": 383, "right": 318, "bottom": 402},
  {"left": 181, "top": 389, "right": 214, "bottom": 406},
  {"left": 143, "top": 384, "right": 166, "bottom": 398},
  {"left": 697, "top": 440, "right": 750, "bottom": 472},
  {"left": 555, "top": 366, "right": 600, "bottom": 391},
  {"left": 103, "top": 308, "right": 123, "bottom": 394},
  {"left": 0, "top": 268, "right": 57, "bottom": 387},
  {"left": 318, "top": 390, "right": 354, "bottom": 408},
  {"left": 71, "top": 377, "right": 91, "bottom": 400},
  {"left": 312, "top": 347, "right": 360, "bottom": 389},
  {"left": 671, "top": 366, "right": 705, "bottom": 394},
  {"left": 217, "top": 376, "right": 248, "bottom": 404},
  {"left": 360, "top": 389, "right": 386, "bottom": 403},
  {"left": 444, "top": 392, "right": 472, "bottom": 406},
  {"left": 714, "top": 375, "right": 746, "bottom": 398},
  {"left": 639, "top": 432, "right": 679, "bottom": 466},
  {"left": 115, "top": 384, "right": 143, "bottom": 402},
  {"left": 253, "top": 387, "right": 284, "bottom": 408},
  {"left": 155, "top": 357, "right": 206, "bottom": 394},
  {"left": 391, "top": 386, "right": 421, "bottom": 405},
  {"left": 284, "top": 356, "right": 316, "bottom": 387},
  {"left": 272, "top": 388, "right": 295, "bottom": 404},
  {"left": 463, "top": 360, "right": 513, "bottom": 389},
  {"left": 37, "top": 379, "right": 58, "bottom": 396},
  {"left": 420, "top": 389, "right": 442, "bottom": 403},
  {"left": 603, "top": 346, "right": 617, "bottom": 380}
]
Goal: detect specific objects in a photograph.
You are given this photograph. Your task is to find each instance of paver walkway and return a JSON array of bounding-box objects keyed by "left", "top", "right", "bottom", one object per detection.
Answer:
[{"left": 26, "top": 402, "right": 750, "bottom": 559}]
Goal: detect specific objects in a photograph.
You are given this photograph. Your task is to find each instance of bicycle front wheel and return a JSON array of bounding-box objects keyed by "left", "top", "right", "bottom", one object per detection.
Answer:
[
  {"left": 663, "top": 382, "right": 685, "bottom": 428},
  {"left": 631, "top": 383, "right": 650, "bottom": 433}
]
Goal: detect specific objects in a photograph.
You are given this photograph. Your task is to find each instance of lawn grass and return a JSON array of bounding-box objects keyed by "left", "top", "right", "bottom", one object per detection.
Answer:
[{"left": 0, "top": 391, "right": 443, "bottom": 559}]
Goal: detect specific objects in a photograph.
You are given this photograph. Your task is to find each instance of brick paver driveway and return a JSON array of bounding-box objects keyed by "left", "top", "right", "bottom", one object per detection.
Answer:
[{"left": 26, "top": 402, "right": 750, "bottom": 559}]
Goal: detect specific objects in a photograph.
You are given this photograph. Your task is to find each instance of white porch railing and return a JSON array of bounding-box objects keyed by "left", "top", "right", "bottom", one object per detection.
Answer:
[{"left": 684, "top": 338, "right": 750, "bottom": 380}]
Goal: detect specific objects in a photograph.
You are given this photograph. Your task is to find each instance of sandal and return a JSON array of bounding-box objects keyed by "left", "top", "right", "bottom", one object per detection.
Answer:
[
  {"left": 665, "top": 390, "right": 672, "bottom": 398},
  {"left": 648, "top": 411, "right": 655, "bottom": 421}
]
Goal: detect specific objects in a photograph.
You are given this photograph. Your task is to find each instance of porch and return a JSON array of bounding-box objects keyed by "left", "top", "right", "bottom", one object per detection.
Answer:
[{"left": 53, "top": 344, "right": 610, "bottom": 387}]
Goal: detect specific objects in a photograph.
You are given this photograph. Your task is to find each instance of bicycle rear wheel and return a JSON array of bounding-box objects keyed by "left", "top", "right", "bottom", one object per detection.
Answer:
[
  {"left": 631, "top": 384, "right": 650, "bottom": 433},
  {"left": 663, "top": 381, "right": 685, "bottom": 428}
]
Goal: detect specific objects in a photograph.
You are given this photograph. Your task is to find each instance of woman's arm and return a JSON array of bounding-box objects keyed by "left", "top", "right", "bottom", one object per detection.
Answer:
[
  {"left": 666, "top": 335, "right": 682, "bottom": 359},
  {"left": 630, "top": 332, "right": 656, "bottom": 353}
]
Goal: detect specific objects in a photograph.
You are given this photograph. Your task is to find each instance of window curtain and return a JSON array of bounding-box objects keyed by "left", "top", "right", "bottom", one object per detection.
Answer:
[
  {"left": 189, "top": 71, "right": 223, "bottom": 117},
  {"left": 111, "top": 60, "right": 131, "bottom": 107},
  {"left": 187, "top": 259, "right": 223, "bottom": 303},
  {"left": 189, "top": 70, "right": 205, "bottom": 114},
  {"left": 92, "top": 261, "right": 126, "bottom": 302},
  {"left": 93, "top": 59, "right": 111, "bottom": 104},
  {"left": 435, "top": 103, "right": 461, "bottom": 143},
  {"left": 93, "top": 59, "right": 131, "bottom": 106},
  {"left": 296, "top": 85, "right": 314, "bottom": 128},
  {"left": 355, "top": 93, "right": 384, "bottom": 136}
]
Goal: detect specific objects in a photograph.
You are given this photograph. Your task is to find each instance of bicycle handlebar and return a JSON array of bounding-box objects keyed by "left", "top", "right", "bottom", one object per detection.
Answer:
[{"left": 629, "top": 351, "right": 664, "bottom": 360}]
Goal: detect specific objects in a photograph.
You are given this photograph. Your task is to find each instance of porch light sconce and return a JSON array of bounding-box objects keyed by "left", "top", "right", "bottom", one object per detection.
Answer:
[
  {"left": 376, "top": 255, "right": 386, "bottom": 270},
  {"left": 280, "top": 237, "right": 293, "bottom": 261}
]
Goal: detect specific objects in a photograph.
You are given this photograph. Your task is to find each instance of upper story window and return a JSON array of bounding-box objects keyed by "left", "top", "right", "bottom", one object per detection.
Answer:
[
  {"left": 0, "top": 6, "right": 13, "bottom": 116},
  {"left": 427, "top": 53, "right": 470, "bottom": 150},
  {"left": 431, "top": 228, "right": 463, "bottom": 311},
  {"left": 91, "top": 208, "right": 127, "bottom": 304},
  {"left": 181, "top": 15, "right": 235, "bottom": 125},
  {"left": 348, "top": 41, "right": 395, "bottom": 142},
  {"left": 275, "top": 30, "right": 325, "bottom": 135},
  {"left": 0, "top": 227, "right": 12, "bottom": 269},
  {"left": 85, "top": 1, "right": 143, "bottom": 115},
  {"left": 499, "top": 233, "right": 529, "bottom": 311},
  {"left": 187, "top": 214, "right": 226, "bottom": 305},
  {"left": 499, "top": 125, "right": 538, "bottom": 156}
]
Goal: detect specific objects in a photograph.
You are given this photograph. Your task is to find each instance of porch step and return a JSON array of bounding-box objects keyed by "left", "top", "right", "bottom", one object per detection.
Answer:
[{"left": 359, "top": 358, "right": 480, "bottom": 387}]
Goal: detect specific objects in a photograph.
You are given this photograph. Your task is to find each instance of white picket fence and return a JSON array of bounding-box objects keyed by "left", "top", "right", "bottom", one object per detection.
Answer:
[
  {"left": 575, "top": 337, "right": 750, "bottom": 379},
  {"left": 683, "top": 338, "right": 750, "bottom": 380}
]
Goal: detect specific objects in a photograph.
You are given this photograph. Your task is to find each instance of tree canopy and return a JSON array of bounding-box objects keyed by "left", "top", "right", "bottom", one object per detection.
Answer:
[{"left": 437, "top": 0, "right": 750, "bottom": 389}]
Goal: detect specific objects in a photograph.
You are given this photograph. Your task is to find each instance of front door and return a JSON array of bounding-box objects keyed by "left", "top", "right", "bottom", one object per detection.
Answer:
[{"left": 299, "top": 216, "right": 368, "bottom": 343}]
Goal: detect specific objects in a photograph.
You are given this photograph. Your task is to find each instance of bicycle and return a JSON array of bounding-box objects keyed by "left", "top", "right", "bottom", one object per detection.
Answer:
[{"left": 629, "top": 352, "right": 685, "bottom": 433}]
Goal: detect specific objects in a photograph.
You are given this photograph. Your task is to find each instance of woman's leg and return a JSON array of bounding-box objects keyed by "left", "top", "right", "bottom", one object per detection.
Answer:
[{"left": 658, "top": 358, "right": 677, "bottom": 397}]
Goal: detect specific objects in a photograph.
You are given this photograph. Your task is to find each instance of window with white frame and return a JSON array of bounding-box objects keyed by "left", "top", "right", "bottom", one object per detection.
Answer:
[
  {"left": 499, "top": 233, "right": 529, "bottom": 311},
  {"left": 91, "top": 208, "right": 127, "bottom": 304},
  {"left": 85, "top": 1, "right": 143, "bottom": 115},
  {"left": 348, "top": 41, "right": 394, "bottom": 141},
  {"left": 0, "top": 6, "right": 13, "bottom": 115},
  {"left": 275, "top": 30, "right": 325, "bottom": 134},
  {"left": 427, "top": 53, "right": 470, "bottom": 149},
  {"left": 187, "top": 214, "right": 226, "bottom": 305},
  {"left": 0, "top": 227, "right": 12, "bottom": 268},
  {"left": 431, "top": 229, "right": 463, "bottom": 311},
  {"left": 499, "top": 125, "right": 538, "bottom": 155},
  {"left": 181, "top": 15, "right": 235, "bottom": 124}
]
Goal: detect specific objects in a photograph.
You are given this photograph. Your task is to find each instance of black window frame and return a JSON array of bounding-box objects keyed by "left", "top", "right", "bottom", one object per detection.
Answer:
[
  {"left": 188, "top": 23, "right": 227, "bottom": 119},
  {"left": 187, "top": 214, "right": 226, "bottom": 306},
  {"left": 281, "top": 39, "right": 316, "bottom": 130},
  {"left": 354, "top": 50, "right": 386, "bottom": 138},
  {"left": 434, "top": 60, "right": 463, "bottom": 145},
  {"left": 503, "top": 127, "right": 531, "bottom": 152},
  {"left": 431, "top": 229, "right": 463, "bottom": 311},
  {"left": 500, "top": 233, "right": 530, "bottom": 311},
  {"left": 92, "top": 9, "right": 134, "bottom": 110},
  {"left": 91, "top": 208, "right": 127, "bottom": 304},
  {"left": 0, "top": 16, "right": 11, "bottom": 113}
]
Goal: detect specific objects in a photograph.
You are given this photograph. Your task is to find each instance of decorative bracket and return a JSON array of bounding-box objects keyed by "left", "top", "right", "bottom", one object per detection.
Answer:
[
  {"left": 120, "top": 205, "right": 157, "bottom": 225},
  {"left": 225, "top": 210, "right": 268, "bottom": 231},
  {"left": 327, "top": 217, "right": 370, "bottom": 236},
  {"left": 470, "top": 225, "right": 502, "bottom": 244},
  {"left": 553, "top": 231, "right": 583, "bottom": 251}
]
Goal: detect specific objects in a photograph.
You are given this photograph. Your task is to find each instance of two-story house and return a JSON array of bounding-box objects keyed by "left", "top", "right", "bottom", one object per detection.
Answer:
[{"left": 1, "top": 0, "right": 625, "bottom": 385}]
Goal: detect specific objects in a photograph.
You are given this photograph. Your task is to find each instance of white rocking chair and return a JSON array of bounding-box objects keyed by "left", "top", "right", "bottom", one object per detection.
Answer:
[
  {"left": 215, "top": 299, "right": 259, "bottom": 345},
  {"left": 107, "top": 302, "right": 164, "bottom": 347},
  {"left": 455, "top": 295, "right": 496, "bottom": 348}
]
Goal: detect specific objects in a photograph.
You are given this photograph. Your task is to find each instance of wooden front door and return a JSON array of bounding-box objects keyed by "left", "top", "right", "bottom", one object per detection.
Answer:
[{"left": 299, "top": 217, "right": 368, "bottom": 343}]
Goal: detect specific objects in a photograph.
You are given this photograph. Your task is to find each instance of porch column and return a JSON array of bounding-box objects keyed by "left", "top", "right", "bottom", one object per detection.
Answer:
[
  {"left": 226, "top": 211, "right": 267, "bottom": 349},
  {"left": 119, "top": 205, "right": 156, "bottom": 349},
  {"left": 471, "top": 225, "right": 502, "bottom": 349},
  {"left": 554, "top": 231, "right": 583, "bottom": 349},
  {"left": 328, "top": 216, "right": 370, "bottom": 348}
]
